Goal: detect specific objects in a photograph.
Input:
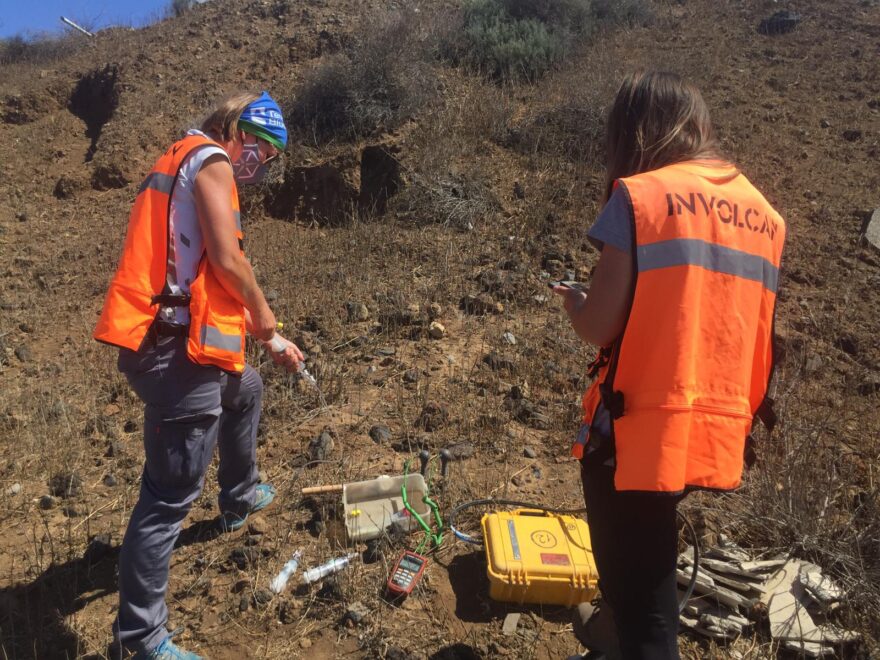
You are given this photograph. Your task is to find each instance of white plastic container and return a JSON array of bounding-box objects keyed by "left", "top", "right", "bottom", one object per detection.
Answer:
[{"left": 342, "top": 474, "right": 430, "bottom": 542}]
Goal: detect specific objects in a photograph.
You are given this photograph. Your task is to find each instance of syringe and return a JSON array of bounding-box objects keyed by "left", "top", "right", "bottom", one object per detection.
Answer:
[
  {"left": 301, "top": 552, "right": 359, "bottom": 585},
  {"left": 269, "top": 549, "right": 302, "bottom": 594}
]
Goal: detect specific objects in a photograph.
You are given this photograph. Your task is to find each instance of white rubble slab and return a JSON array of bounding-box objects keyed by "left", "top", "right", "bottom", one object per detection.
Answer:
[
  {"left": 739, "top": 558, "right": 788, "bottom": 573},
  {"left": 677, "top": 569, "right": 751, "bottom": 610},
  {"left": 760, "top": 560, "right": 803, "bottom": 606},
  {"left": 866, "top": 207, "right": 880, "bottom": 250},
  {"left": 798, "top": 563, "right": 845, "bottom": 604},
  {"left": 782, "top": 639, "right": 835, "bottom": 657},
  {"left": 700, "top": 557, "right": 767, "bottom": 580},
  {"left": 700, "top": 566, "right": 765, "bottom": 594},
  {"left": 802, "top": 625, "right": 860, "bottom": 645},
  {"left": 768, "top": 589, "right": 818, "bottom": 640}
]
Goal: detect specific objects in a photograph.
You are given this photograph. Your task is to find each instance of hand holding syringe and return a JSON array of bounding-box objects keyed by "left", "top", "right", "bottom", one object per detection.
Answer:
[{"left": 265, "top": 323, "right": 317, "bottom": 385}]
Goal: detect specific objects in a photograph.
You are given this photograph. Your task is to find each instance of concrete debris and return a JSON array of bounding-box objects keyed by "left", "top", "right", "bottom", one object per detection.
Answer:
[
  {"left": 865, "top": 207, "right": 880, "bottom": 250},
  {"left": 502, "top": 612, "right": 521, "bottom": 635},
  {"left": 782, "top": 639, "right": 835, "bottom": 657},
  {"left": 678, "top": 544, "right": 858, "bottom": 649},
  {"left": 799, "top": 563, "right": 845, "bottom": 604}
]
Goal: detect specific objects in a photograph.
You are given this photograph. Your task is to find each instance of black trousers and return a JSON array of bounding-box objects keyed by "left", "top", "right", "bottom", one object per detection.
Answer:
[{"left": 581, "top": 457, "right": 683, "bottom": 660}]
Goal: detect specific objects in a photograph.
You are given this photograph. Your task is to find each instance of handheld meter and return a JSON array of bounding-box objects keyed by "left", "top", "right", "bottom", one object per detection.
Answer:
[{"left": 386, "top": 550, "right": 428, "bottom": 598}]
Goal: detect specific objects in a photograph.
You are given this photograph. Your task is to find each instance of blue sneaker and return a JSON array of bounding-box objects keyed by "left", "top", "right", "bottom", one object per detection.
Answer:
[
  {"left": 219, "top": 483, "right": 276, "bottom": 533},
  {"left": 138, "top": 634, "right": 203, "bottom": 660}
]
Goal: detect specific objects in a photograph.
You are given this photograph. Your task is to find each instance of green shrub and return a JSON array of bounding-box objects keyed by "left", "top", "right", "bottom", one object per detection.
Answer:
[
  {"left": 446, "top": 0, "right": 594, "bottom": 83},
  {"left": 0, "top": 33, "right": 81, "bottom": 65},
  {"left": 461, "top": 5, "right": 563, "bottom": 82},
  {"left": 591, "top": 0, "right": 654, "bottom": 27},
  {"left": 286, "top": 8, "right": 435, "bottom": 144}
]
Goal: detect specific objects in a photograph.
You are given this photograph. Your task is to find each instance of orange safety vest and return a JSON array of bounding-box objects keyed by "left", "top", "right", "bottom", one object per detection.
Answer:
[
  {"left": 572, "top": 160, "right": 786, "bottom": 493},
  {"left": 93, "top": 134, "right": 247, "bottom": 374}
]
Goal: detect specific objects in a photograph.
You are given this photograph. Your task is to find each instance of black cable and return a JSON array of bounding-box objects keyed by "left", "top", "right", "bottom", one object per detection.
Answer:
[{"left": 446, "top": 498, "right": 700, "bottom": 613}]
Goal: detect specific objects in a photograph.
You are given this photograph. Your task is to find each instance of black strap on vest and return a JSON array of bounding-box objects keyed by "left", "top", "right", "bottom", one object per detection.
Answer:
[
  {"left": 151, "top": 293, "right": 191, "bottom": 307},
  {"left": 599, "top": 382, "right": 625, "bottom": 419}
]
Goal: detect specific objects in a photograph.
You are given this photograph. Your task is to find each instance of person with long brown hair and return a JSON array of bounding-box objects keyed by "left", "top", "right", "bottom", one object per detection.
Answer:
[
  {"left": 94, "top": 91, "right": 304, "bottom": 659},
  {"left": 553, "top": 71, "right": 786, "bottom": 658}
]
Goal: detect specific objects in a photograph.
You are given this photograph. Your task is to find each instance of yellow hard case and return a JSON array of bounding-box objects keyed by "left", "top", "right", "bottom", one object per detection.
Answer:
[{"left": 481, "top": 508, "right": 598, "bottom": 607}]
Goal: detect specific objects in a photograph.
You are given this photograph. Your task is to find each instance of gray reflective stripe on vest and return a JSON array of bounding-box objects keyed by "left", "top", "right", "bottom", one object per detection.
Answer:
[
  {"left": 637, "top": 238, "right": 779, "bottom": 293},
  {"left": 139, "top": 172, "right": 176, "bottom": 195},
  {"left": 233, "top": 211, "right": 242, "bottom": 232},
  {"left": 200, "top": 325, "right": 241, "bottom": 353}
]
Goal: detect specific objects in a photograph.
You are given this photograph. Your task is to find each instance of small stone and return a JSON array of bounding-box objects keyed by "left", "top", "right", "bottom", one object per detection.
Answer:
[
  {"left": 428, "top": 321, "right": 446, "bottom": 339},
  {"left": 265, "top": 289, "right": 279, "bottom": 302},
  {"left": 299, "top": 638, "right": 312, "bottom": 649},
  {"left": 253, "top": 587, "right": 273, "bottom": 607},
  {"left": 403, "top": 369, "right": 420, "bottom": 383},
  {"left": 39, "top": 494, "right": 56, "bottom": 510},
  {"left": 103, "top": 474, "right": 117, "bottom": 487},
  {"left": 369, "top": 425, "right": 392, "bottom": 444},
  {"left": 308, "top": 429, "right": 335, "bottom": 462},
  {"left": 84, "top": 533, "right": 113, "bottom": 562},
  {"left": 511, "top": 476, "right": 525, "bottom": 488},
  {"left": 14, "top": 345, "right": 31, "bottom": 362},
  {"left": 460, "top": 294, "right": 503, "bottom": 315},
  {"left": 484, "top": 352, "right": 516, "bottom": 373},
  {"left": 18, "top": 322, "right": 33, "bottom": 334},
  {"left": 239, "top": 595, "right": 249, "bottom": 612},
  {"left": 230, "top": 547, "right": 260, "bottom": 570},
  {"left": 819, "top": 119, "right": 831, "bottom": 128},
  {"left": 524, "top": 447, "right": 537, "bottom": 459},
  {"left": 427, "top": 303, "right": 442, "bottom": 319},
  {"left": 842, "top": 129, "right": 862, "bottom": 142},
  {"left": 502, "top": 612, "right": 521, "bottom": 635},
  {"left": 416, "top": 402, "right": 448, "bottom": 432},
  {"left": 501, "top": 332, "right": 517, "bottom": 345},
  {"left": 448, "top": 442, "right": 475, "bottom": 460},
  {"left": 16, "top": 211, "right": 27, "bottom": 222},
  {"left": 377, "top": 347, "right": 396, "bottom": 357},
  {"left": 248, "top": 516, "right": 268, "bottom": 535},
  {"left": 344, "top": 601, "right": 370, "bottom": 626},
  {"left": 62, "top": 505, "right": 80, "bottom": 517},
  {"left": 49, "top": 472, "right": 82, "bottom": 499},
  {"left": 346, "top": 301, "right": 370, "bottom": 322},
  {"left": 6, "top": 483, "right": 21, "bottom": 496},
  {"left": 231, "top": 578, "right": 251, "bottom": 593},
  {"left": 259, "top": 470, "right": 269, "bottom": 484}
]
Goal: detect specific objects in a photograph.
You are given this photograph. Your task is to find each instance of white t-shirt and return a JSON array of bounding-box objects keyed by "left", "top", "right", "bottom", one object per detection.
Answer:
[{"left": 159, "top": 129, "right": 229, "bottom": 325}]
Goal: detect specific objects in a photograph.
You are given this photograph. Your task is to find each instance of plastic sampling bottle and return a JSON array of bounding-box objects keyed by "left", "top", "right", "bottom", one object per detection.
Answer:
[
  {"left": 301, "top": 552, "right": 359, "bottom": 585},
  {"left": 269, "top": 550, "right": 302, "bottom": 594}
]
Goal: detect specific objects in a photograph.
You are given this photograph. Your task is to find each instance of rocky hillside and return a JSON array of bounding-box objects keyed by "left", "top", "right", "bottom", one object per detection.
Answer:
[{"left": 0, "top": 0, "right": 878, "bottom": 658}]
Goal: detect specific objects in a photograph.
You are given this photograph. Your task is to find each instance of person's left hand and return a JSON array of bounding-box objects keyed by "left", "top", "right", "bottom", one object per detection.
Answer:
[
  {"left": 262, "top": 334, "right": 305, "bottom": 373},
  {"left": 551, "top": 284, "right": 588, "bottom": 316}
]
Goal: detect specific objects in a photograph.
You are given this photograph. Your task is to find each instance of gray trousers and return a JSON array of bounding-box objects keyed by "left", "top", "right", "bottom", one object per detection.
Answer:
[{"left": 113, "top": 335, "right": 261, "bottom": 654}]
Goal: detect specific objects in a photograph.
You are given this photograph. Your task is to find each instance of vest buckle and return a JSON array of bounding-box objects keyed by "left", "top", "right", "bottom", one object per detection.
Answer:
[
  {"left": 151, "top": 293, "right": 192, "bottom": 307},
  {"left": 599, "top": 383, "right": 624, "bottom": 419}
]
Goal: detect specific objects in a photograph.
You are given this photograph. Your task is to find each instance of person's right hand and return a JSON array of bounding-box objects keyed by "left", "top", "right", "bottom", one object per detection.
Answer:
[{"left": 249, "top": 304, "right": 277, "bottom": 342}]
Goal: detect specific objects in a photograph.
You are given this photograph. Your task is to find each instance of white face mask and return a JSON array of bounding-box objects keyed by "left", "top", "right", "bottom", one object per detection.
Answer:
[{"left": 231, "top": 140, "right": 268, "bottom": 185}]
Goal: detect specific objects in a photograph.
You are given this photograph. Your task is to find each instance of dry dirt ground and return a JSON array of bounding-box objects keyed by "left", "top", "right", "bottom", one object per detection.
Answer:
[{"left": 1, "top": 0, "right": 879, "bottom": 658}]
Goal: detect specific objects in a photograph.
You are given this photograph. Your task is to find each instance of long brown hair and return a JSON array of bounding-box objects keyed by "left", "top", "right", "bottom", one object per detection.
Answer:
[
  {"left": 603, "top": 71, "right": 722, "bottom": 203},
  {"left": 200, "top": 91, "right": 260, "bottom": 143}
]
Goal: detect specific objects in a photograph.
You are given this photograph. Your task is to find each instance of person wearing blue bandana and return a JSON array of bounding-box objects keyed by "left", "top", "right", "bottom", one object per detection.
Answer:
[{"left": 106, "top": 91, "right": 303, "bottom": 660}]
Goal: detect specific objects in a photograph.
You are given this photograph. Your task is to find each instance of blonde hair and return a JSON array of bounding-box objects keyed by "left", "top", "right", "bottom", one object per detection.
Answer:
[
  {"left": 603, "top": 72, "right": 722, "bottom": 203},
  {"left": 200, "top": 91, "right": 260, "bottom": 143}
]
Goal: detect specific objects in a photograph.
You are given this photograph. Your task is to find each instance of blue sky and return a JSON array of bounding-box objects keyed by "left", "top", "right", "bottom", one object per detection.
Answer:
[{"left": 0, "top": 1, "right": 173, "bottom": 38}]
